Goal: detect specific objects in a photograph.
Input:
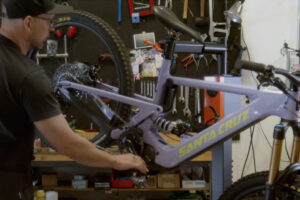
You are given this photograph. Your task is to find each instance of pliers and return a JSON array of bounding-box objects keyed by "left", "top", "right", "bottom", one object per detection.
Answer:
[
  {"left": 181, "top": 54, "right": 208, "bottom": 71},
  {"left": 181, "top": 54, "right": 196, "bottom": 69}
]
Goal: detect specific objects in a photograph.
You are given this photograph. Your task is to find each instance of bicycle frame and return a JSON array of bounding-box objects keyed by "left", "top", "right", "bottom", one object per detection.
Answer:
[{"left": 58, "top": 40, "right": 299, "bottom": 169}]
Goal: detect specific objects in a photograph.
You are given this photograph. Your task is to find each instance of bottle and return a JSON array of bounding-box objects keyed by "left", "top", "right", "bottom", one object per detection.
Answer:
[{"left": 36, "top": 190, "right": 46, "bottom": 200}]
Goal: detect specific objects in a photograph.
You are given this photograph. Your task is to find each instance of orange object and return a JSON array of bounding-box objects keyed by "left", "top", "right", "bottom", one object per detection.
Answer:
[
  {"left": 143, "top": 39, "right": 162, "bottom": 52},
  {"left": 203, "top": 76, "right": 224, "bottom": 126}
]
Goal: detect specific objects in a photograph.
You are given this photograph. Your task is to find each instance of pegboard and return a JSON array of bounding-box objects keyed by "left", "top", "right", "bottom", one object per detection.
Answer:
[{"left": 55, "top": 0, "right": 241, "bottom": 76}]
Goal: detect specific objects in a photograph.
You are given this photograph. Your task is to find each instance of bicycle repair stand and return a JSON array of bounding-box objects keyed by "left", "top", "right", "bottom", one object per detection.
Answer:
[{"left": 209, "top": 76, "right": 242, "bottom": 200}]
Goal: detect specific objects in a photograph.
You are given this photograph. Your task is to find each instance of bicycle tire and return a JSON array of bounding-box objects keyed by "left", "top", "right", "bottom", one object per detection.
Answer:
[
  {"left": 219, "top": 171, "right": 300, "bottom": 200},
  {"left": 39, "top": 10, "right": 133, "bottom": 146}
]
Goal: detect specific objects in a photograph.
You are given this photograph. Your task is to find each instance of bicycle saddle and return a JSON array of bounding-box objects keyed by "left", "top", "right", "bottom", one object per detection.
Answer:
[{"left": 153, "top": 6, "right": 203, "bottom": 43}]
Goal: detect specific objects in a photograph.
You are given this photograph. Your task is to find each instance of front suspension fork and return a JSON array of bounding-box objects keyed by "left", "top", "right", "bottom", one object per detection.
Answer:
[
  {"left": 291, "top": 122, "right": 300, "bottom": 163},
  {"left": 265, "top": 122, "right": 300, "bottom": 200}
]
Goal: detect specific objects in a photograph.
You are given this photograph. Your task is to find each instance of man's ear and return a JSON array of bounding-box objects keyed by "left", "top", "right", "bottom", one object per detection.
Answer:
[{"left": 23, "top": 16, "right": 33, "bottom": 32}]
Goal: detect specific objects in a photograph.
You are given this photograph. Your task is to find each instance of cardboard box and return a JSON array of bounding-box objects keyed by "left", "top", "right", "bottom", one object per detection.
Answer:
[
  {"left": 157, "top": 174, "right": 180, "bottom": 188},
  {"left": 144, "top": 175, "right": 157, "bottom": 188},
  {"left": 182, "top": 180, "right": 206, "bottom": 189},
  {"left": 42, "top": 174, "right": 57, "bottom": 186}
]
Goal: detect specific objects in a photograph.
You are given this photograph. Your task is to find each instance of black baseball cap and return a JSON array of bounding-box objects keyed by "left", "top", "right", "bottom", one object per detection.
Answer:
[{"left": 2, "top": 0, "right": 73, "bottom": 19}]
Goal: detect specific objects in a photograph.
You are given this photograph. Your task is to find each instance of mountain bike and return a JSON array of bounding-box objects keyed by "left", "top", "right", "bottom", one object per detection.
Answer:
[{"left": 39, "top": 5, "right": 300, "bottom": 200}]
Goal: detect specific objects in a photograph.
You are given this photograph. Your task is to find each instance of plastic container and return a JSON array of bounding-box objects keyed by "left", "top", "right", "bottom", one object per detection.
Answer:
[{"left": 46, "top": 191, "right": 58, "bottom": 200}]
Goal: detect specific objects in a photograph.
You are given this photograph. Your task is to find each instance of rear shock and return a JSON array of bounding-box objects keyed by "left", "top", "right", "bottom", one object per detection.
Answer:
[{"left": 154, "top": 117, "right": 190, "bottom": 136}]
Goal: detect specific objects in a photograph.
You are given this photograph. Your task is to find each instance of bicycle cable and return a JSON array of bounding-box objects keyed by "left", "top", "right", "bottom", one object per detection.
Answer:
[
  {"left": 241, "top": 125, "right": 256, "bottom": 178},
  {"left": 250, "top": 125, "right": 257, "bottom": 173},
  {"left": 241, "top": 26, "right": 259, "bottom": 86},
  {"left": 258, "top": 122, "right": 272, "bottom": 149},
  {"left": 284, "top": 135, "right": 291, "bottom": 163}
]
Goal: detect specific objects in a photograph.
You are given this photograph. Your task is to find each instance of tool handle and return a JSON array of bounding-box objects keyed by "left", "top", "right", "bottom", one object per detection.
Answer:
[
  {"left": 183, "top": 0, "right": 188, "bottom": 19},
  {"left": 118, "top": 0, "right": 122, "bottom": 22},
  {"left": 201, "top": 0, "right": 205, "bottom": 17}
]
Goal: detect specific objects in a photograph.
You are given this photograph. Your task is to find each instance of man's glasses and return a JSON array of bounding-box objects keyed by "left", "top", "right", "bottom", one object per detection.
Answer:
[{"left": 34, "top": 16, "right": 56, "bottom": 27}]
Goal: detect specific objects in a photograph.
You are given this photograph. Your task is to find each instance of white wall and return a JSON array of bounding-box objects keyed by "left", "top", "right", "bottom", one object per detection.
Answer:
[{"left": 232, "top": 0, "right": 299, "bottom": 181}]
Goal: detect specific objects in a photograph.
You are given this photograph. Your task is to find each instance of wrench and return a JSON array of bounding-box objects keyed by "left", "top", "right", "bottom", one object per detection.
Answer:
[
  {"left": 171, "top": 97, "right": 177, "bottom": 115},
  {"left": 182, "top": 0, "right": 188, "bottom": 19},
  {"left": 183, "top": 86, "right": 191, "bottom": 117},
  {"left": 178, "top": 85, "right": 185, "bottom": 103},
  {"left": 152, "top": 81, "right": 156, "bottom": 97},
  {"left": 140, "top": 80, "right": 144, "bottom": 95},
  {"left": 195, "top": 88, "right": 202, "bottom": 123},
  {"left": 147, "top": 80, "right": 150, "bottom": 97},
  {"left": 149, "top": 80, "right": 152, "bottom": 97},
  {"left": 144, "top": 79, "right": 147, "bottom": 96}
]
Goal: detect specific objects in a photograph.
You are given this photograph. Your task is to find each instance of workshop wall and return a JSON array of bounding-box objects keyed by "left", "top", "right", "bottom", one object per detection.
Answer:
[
  {"left": 54, "top": 0, "right": 242, "bottom": 131},
  {"left": 58, "top": 0, "right": 240, "bottom": 75}
]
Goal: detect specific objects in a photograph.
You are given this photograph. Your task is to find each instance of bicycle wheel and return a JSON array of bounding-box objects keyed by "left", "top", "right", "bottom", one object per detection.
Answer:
[
  {"left": 38, "top": 10, "right": 133, "bottom": 146},
  {"left": 219, "top": 171, "right": 300, "bottom": 200}
]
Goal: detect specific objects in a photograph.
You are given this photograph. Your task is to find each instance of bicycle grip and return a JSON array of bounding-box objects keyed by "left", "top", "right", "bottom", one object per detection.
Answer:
[{"left": 237, "top": 60, "right": 266, "bottom": 73}]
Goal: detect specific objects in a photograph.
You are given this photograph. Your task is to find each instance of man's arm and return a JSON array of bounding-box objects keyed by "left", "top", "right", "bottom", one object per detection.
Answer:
[{"left": 34, "top": 114, "right": 148, "bottom": 174}]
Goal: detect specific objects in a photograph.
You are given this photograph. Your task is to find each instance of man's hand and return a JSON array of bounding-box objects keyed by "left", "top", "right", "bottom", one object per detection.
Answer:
[
  {"left": 112, "top": 154, "right": 149, "bottom": 174},
  {"left": 35, "top": 114, "right": 149, "bottom": 174}
]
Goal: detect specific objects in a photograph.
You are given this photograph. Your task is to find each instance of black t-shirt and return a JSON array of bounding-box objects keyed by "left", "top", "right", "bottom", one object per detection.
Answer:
[{"left": 0, "top": 34, "right": 61, "bottom": 173}]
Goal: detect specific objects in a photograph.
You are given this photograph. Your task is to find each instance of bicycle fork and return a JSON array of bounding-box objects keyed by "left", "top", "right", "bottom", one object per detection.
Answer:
[{"left": 265, "top": 122, "right": 300, "bottom": 200}]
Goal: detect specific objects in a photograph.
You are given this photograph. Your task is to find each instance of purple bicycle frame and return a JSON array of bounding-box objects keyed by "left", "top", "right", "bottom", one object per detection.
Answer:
[{"left": 58, "top": 56, "right": 299, "bottom": 169}]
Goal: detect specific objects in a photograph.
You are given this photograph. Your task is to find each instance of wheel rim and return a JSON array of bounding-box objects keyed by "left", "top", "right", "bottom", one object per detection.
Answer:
[{"left": 38, "top": 12, "right": 132, "bottom": 146}]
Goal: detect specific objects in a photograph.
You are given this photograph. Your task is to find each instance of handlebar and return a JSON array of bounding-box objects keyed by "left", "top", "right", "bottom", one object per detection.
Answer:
[
  {"left": 237, "top": 60, "right": 267, "bottom": 73},
  {"left": 237, "top": 60, "right": 300, "bottom": 86}
]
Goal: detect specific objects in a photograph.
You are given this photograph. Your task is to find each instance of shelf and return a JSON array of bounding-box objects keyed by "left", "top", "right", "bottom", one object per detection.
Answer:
[
  {"left": 32, "top": 133, "right": 211, "bottom": 167},
  {"left": 33, "top": 151, "right": 211, "bottom": 162},
  {"left": 40, "top": 185, "right": 209, "bottom": 192},
  {"left": 42, "top": 186, "right": 94, "bottom": 191},
  {"left": 105, "top": 186, "right": 209, "bottom": 192}
]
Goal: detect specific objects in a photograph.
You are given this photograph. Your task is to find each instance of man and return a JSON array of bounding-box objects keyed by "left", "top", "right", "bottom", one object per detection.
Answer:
[{"left": 0, "top": 0, "right": 148, "bottom": 199}]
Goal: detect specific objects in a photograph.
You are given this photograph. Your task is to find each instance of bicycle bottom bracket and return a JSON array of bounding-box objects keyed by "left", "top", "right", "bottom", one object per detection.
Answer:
[{"left": 118, "top": 127, "right": 144, "bottom": 155}]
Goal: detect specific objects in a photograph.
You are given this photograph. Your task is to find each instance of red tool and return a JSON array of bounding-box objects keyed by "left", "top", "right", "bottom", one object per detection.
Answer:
[
  {"left": 67, "top": 26, "right": 77, "bottom": 39},
  {"left": 128, "top": 0, "right": 155, "bottom": 17},
  {"left": 181, "top": 54, "right": 195, "bottom": 68},
  {"left": 54, "top": 29, "right": 63, "bottom": 38},
  {"left": 54, "top": 26, "right": 77, "bottom": 39}
]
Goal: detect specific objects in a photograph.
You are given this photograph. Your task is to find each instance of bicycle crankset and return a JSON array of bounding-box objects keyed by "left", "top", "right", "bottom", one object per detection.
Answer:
[{"left": 118, "top": 127, "right": 144, "bottom": 155}]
